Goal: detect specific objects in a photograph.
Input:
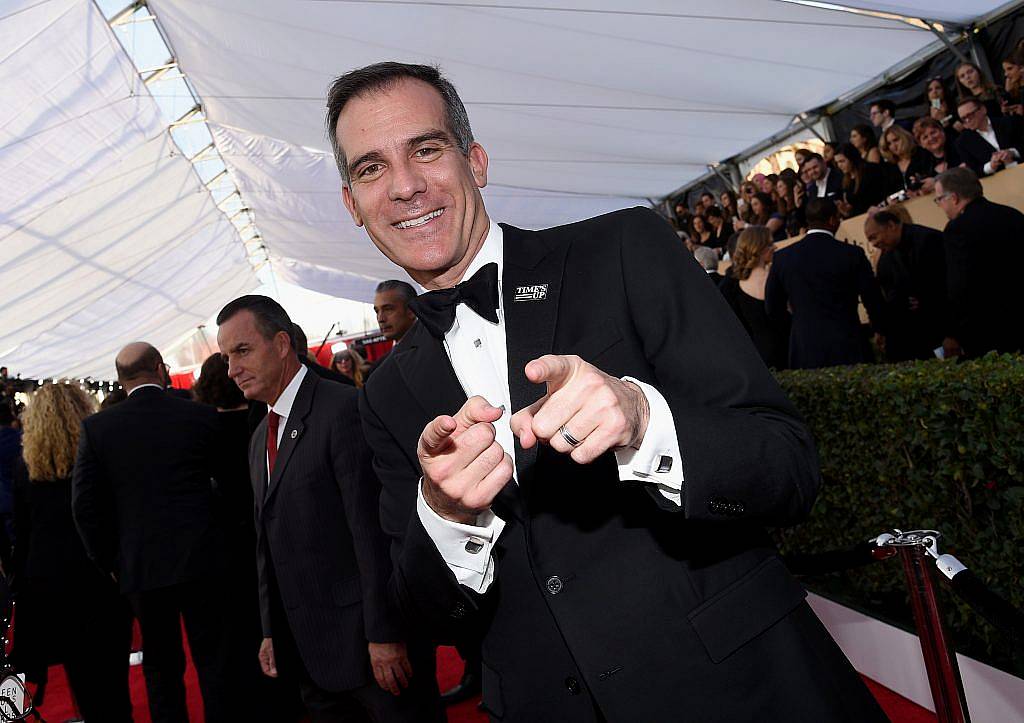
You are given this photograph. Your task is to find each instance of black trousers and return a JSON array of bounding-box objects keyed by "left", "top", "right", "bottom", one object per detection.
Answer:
[
  {"left": 129, "top": 577, "right": 236, "bottom": 723},
  {"left": 270, "top": 597, "right": 443, "bottom": 723},
  {"left": 18, "top": 575, "right": 133, "bottom": 722},
  {"left": 62, "top": 599, "right": 134, "bottom": 723}
]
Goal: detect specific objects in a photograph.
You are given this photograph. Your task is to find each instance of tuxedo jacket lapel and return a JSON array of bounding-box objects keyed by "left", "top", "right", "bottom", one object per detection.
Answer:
[
  {"left": 501, "top": 223, "right": 569, "bottom": 488},
  {"left": 394, "top": 323, "right": 467, "bottom": 418},
  {"left": 264, "top": 371, "right": 315, "bottom": 507}
]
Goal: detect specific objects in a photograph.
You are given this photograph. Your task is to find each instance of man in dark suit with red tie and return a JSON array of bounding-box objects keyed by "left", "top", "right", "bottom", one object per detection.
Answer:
[
  {"left": 328, "top": 62, "right": 885, "bottom": 721},
  {"left": 216, "top": 296, "right": 441, "bottom": 722}
]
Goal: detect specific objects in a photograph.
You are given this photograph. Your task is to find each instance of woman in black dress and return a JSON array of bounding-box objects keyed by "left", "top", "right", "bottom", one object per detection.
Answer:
[
  {"left": 12, "top": 383, "right": 133, "bottom": 721},
  {"left": 718, "top": 226, "right": 790, "bottom": 369}
]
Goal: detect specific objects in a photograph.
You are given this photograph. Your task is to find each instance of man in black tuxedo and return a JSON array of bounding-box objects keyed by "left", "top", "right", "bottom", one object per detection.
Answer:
[
  {"left": 329, "top": 62, "right": 884, "bottom": 721},
  {"left": 72, "top": 343, "right": 237, "bottom": 722},
  {"left": 954, "top": 97, "right": 1024, "bottom": 176},
  {"left": 864, "top": 210, "right": 950, "bottom": 361},
  {"left": 934, "top": 167, "right": 1024, "bottom": 357},
  {"left": 804, "top": 153, "right": 844, "bottom": 200},
  {"left": 766, "top": 199, "right": 886, "bottom": 369},
  {"left": 216, "top": 295, "right": 441, "bottom": 722}
]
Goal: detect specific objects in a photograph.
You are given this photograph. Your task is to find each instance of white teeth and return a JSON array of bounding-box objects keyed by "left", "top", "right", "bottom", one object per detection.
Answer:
[{"left": 395, "top": 209, "right": 443, "bottom": 229}]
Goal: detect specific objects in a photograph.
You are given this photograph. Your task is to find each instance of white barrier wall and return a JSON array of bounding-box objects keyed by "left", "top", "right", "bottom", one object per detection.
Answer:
[{"left": 809, "top": 593, "right": 1024, "bottom": 722}]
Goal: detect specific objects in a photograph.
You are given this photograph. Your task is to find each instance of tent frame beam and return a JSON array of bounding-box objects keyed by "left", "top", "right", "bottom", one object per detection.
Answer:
[{"left": 922, "top": 20, "right": 971, "bottom": 65}]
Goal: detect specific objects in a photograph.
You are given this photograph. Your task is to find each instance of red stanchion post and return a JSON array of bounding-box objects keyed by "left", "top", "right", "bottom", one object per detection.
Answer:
[{"left": 898, "top": 543, "right": 970, "bottom": 723}]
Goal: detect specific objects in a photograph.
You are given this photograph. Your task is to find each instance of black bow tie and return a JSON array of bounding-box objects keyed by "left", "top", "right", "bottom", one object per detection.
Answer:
[{"left": 408, "top": 262, "right": 500, "bottom": 339}]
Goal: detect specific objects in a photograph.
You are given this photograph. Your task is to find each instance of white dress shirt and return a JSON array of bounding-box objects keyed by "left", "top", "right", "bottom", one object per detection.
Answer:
[
  {"left": 815, "top": 168, "right": 832, "bottom": 198},
  {"left": 416, "top": 221, "right": 685, "bottom": 593},
  {"left": 266, "top": 364, "right": 307, "bottom": 474},
  {"left": 978, "top": 122, "right": 1020, "bottom": 175}
]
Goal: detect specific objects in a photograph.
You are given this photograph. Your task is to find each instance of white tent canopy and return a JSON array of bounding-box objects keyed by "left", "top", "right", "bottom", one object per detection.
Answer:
[
  {"left": 2, "top": 0, "right": 1018, "bottom": 378},
  {"left": 1, "top": 0, "right": 256, "bottom": 380},
  {"left": 148, "top": 0, "right": 1013, "bottom": 299}
]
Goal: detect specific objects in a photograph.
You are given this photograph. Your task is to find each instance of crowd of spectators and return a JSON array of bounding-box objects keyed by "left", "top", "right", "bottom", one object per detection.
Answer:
[{"left": 671, "top": 47, "right": 1024, "bottom": 371}]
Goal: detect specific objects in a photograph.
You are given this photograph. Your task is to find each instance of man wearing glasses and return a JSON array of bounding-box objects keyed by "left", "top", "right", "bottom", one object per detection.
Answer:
[
  {"left": 934, "top": 167, "right": 1024, "bottom": 357},
  {"left": 954, "top": 97, "right": 1024, "bottom": 176}
]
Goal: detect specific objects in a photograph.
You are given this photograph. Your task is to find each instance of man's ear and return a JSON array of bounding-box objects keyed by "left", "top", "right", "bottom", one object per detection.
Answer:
[
  {"left": 342, "top": 185, "right": 364, "bottom": 227},
  {"left": 276, "top": 331, "right": 294, "bottom": 359},
  {"left": 467, "top": 142, "right": 489, "bottom": 188}
]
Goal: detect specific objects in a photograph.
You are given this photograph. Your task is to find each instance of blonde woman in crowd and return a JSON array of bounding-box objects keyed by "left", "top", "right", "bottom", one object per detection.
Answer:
[
  {"left": 331, "top": 347, "right": 371, "bottom": 388},
  {"left": 13, "top": 383, "right": 133, "bottom": 721},
  {"left": 717, "top": 227, "right": 790, "bottom": 369},
  {"left": 883, "top": 124, "right": 935, "bottom": 191}
]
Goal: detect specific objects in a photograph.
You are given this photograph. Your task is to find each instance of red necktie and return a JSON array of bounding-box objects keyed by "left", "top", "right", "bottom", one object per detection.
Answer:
[{"left": 266, "top": 411, "right": 280, "bottom": 477}]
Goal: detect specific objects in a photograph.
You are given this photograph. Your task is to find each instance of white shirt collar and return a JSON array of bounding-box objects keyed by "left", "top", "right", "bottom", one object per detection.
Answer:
[
  {"left": 807, "top": 228, "right": 836, "bottom": 239},
  {"left": 269, "top": 364, "right": 307, "bottom": 420},
  {"left": 128, "top": 383, "right": 163, "bottom": 396},
  {"left": 882, "top": 118, "right": 894, "bottom": 131},
  {"left": 977, "top": 122, "right": 998, "bottom": 144}
]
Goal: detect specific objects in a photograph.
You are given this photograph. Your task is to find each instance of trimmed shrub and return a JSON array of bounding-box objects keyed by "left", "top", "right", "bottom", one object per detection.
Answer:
[{"left": 774, "top": 354, "right": 1024, "bottom": 675}]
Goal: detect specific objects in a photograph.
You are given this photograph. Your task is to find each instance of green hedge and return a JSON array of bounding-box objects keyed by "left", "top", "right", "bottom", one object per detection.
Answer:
[{"left": 774, "top": 354, "right": 1024, "bottom": 675}]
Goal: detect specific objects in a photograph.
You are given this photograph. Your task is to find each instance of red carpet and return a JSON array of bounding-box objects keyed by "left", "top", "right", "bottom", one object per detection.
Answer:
[{"left": 32, "top": 644, "right": 933, "bottom": 722}]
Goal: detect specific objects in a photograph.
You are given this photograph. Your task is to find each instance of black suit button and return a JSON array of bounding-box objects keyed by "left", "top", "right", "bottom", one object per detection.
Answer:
[
  {"left": 450, "top": 601, "right": 467, "bottom": 619},
  {"left": 565, "top": 677, "right": 580, "bottom": 695},
  {"left": 546, "top": 576, "right": 563, "bottom": 595}
]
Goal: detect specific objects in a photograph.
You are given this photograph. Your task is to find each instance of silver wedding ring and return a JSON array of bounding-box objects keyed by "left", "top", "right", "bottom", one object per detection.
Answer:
[{"left": 559, "top": 424, "right": 582, "bottom": 447}]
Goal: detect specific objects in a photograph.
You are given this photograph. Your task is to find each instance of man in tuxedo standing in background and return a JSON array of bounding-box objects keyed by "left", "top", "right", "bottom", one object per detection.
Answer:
[
  {"left": 767, "top": 198, "right": 886, "bottom": 368},
  {"left": 72, "top": 342, "right": 238, "bottom": 722},
  {"left": 374, "top": 280, "right": 418, "bottom": 345},
  {"left": 216, "top": 295, "right": 441, "bottom": 722},
  {"left": 330, "top": 61, "right": 885, "bottom": 721}
]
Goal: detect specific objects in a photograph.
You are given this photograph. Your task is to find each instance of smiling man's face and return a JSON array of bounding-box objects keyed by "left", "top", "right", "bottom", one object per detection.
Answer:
[{"left": 337, "top": 78, "right": 490, "bottom": 290}]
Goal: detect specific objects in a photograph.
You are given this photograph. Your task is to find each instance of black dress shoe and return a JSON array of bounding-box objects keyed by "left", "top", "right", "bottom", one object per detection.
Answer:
[{"left": 440, "top": 671, "right": 481, "bottom": 706}]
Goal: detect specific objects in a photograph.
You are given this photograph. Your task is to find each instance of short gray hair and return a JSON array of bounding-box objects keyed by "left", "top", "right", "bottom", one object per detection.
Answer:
[
  {"left": 693, "top": 246, "right": 719, "bottom": 272},
  {"left": 374, "top": 279, "right": 417, "bottom": 304},
  {"left": 325, "top": 62, "right": 474, "bottom": 186},
  {"left": 936, "top": 166, "right": 983, "bottom": 202}
]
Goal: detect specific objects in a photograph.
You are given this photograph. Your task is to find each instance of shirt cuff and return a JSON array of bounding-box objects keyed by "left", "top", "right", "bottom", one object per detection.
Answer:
[
  {"left": 416, "top": 481, "right": 505, "bottom": 593},
  {"left": 614, "top": 377, "right": 684, "bottom": 506},
  {"left": 983, "top": 161, "right": 995, "bottom": 175}
]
